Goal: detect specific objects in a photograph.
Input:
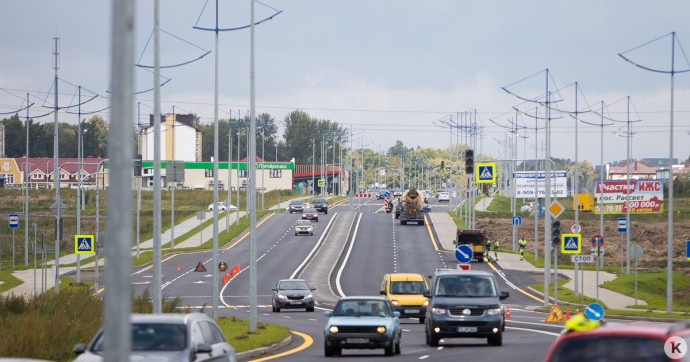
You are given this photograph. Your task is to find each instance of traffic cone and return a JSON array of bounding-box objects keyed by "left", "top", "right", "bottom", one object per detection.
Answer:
[
  {"left": 565, "top": 310, "right": 571, "bottom": 320},
  {"left": 177, "top": 264, "right": 181, "bottom": 273},
  {"left": 505, "top": 305, "right": 511, "bottom": 319}
]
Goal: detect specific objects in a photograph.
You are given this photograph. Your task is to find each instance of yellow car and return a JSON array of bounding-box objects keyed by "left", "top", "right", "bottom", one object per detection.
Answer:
[{"left": 379, "top": 273, "right": 429, "bottom": 324}]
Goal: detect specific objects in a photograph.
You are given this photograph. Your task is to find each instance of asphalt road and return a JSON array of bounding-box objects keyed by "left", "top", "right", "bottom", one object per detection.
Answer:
[{"left": 97, "top": 196, "right": 563, "bottom": 361}]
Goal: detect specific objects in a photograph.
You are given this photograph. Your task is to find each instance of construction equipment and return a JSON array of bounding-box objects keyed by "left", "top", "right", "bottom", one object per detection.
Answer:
[
  {"left": 400, "top": 188, "right": 425, "bottom": 226},
  {"left": 453, "top": 228, "right": 487, "bottom": 262}
]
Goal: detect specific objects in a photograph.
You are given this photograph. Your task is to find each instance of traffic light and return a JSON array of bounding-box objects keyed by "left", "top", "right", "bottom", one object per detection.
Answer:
[
  {"left": 134, "top": 154, "right": 142, "bottom": 177},
  {"left": 465, "top": 149, "right": 474, "bottom": 174},
  {"left": 551, "top": 219, "right": 561, "bottom": 245},
  {"left": 440, "top": 160, "right": 445, "bottom": 170}
]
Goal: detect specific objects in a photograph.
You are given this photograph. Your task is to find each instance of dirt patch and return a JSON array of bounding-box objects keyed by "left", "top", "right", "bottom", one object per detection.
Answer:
[{"left": 476, "top": 216, "right": 690, "bottom": 280}]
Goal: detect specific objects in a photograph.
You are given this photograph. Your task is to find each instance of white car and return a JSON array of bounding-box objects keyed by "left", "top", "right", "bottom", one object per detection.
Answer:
[
  {"left": 208, "top": 202, "right": 238, "bottom": 211},
  {"left": 438, "top": 191, "right": 450, "bottom": 202}
]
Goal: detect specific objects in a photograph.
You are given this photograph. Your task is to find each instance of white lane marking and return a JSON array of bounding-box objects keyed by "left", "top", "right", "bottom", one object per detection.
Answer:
[
  {"left": 419, "top": 356, "right": 429, "bottom": 360},
  {"left": 436, "top": 346, "right": 443, "bottom": 350},
  {"left": 402, "top": 329, "right": 411, "bottom": 332},
  {"left": 494, "top": 268, "right": 518, "bottom": 290},
  {"left": 308, "top": 318, "right": 318, "bottom": 321},
  {"left": 335, "top": 213, "right": 363, "bottom": 297},
  {"left": 132, "top": 281, "right": 150, "bottom": 285},
  {"left": 506, "top": 326, "right": 560, "bottom": 336},
  {"left": 289, "top": 214, "right": 339, "bottom": 279}
]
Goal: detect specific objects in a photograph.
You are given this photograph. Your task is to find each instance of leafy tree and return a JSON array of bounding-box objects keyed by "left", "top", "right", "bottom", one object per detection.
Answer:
[
  {"left": 2, "top": 114, "right": 24, "bottom": 156},
  {"left": 83, "top": 116, "right": 108, "bottom": 158},
  {"left": 281, "top": 110, "right": 347, "bottom": 165}
]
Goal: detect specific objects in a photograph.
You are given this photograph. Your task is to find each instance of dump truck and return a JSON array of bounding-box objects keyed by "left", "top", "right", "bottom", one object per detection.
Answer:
[
  {"left": 400, "top": 188, "right": 425, "bottom": 226},
  {"left": 453, "top": 228, "right": 487, "bottom": 262}
]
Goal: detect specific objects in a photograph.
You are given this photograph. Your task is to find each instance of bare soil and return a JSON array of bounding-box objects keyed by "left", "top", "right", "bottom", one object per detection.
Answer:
[{"left": 476, "top": 216, "right": 690, "bottom": 278}]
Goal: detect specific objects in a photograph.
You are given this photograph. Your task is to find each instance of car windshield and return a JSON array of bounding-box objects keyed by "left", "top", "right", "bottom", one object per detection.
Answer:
[
  {"left": 333, "top": 300, "right": 391, "bottom": 317},
  {"left": 549, "top": 335, "right": 666, "bottom": 362},
  {"left": 303, "top": 208, "right": 317, "bottom": 213},
  {"left": 313, "top": 199, "right": 326, "bottom": 204},
  {"left": 290, "top": 200, "right": 302, "bottom": 205},
  {"left": 390, "top": 281, "right": 426, "bottom": 295},
  {"left": 92, "top": 323, "right": 187, "bottom": 352},
  {"left": 434, "top": 276, "right": 496, "bottom": 297},
  {"left": 279, "top": 280, "right": 310, "bottom": 290},
  {"left": 296, "top": 220, "right": 311, "bottom": 225}
]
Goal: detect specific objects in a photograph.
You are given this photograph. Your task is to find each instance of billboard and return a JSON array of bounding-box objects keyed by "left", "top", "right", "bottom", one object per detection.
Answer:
[
  {"left": 513, "top": 171, "right": 568, "bottom": 198},
  {"left": 593, "top": 179, "right": 664, "bottom": 214}
]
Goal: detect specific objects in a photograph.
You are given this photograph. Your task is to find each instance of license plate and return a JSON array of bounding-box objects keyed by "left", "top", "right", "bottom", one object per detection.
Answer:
[
  {"left": 404, "top": 309, "right": 419, "bottom": 314},
  {"left": 290, "top": 301, "right": 302, "bottom": 305},
  {"left": 346, "top": 338, "right": 369, "bottom": 344},
  {"left": 457, "top": 327, "right": 477, "bottom": 333}
]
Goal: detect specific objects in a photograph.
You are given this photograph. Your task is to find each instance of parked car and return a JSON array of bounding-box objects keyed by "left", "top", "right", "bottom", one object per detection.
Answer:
[
  {"left": 544, "top": 316, "right": 690, "bottom": 361},
  {"left": 380, "top": 273, "right": 429, "bottom": 323},
  {"left": 272, "top": 279, "right": 316, "bottom": 312},
  {"left": 288, "top": 200, "right": 305, "bottom": 213},
  {"left": 323, "top": 296, "right": 402, "bottom": 357},
  {"left": 302, "top": 207, "right": 319, "bottom": 222},
  {"left": 310, "top": 198, "right": 329, "bottom": 214},
  {"left": 294, "top": 219, "right": 314, "bottom": 236},
  {"left": 73, "top": 313, "right": 237, "bottom": 362},
  {"left": 208, "top": 202, "right": 238, "bottom": 211},
  {"left": 424, "top": 269, "right": 508, "bottom": 347}
]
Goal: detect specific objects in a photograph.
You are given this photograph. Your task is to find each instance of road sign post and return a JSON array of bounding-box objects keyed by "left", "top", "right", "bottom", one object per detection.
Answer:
[
  {"left": 561, "top": 234, "right": 582, "bottom": 254},
  {"left": 9, "top": 214, "right": 19, "bottom": 270},
  {"left": 585, "top": 303, "right": 605, "bottom": 321}
]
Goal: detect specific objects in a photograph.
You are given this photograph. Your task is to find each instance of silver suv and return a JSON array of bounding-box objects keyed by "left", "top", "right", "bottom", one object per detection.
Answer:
[
  {"left": 423, "top": 269, "right": 508, "bottom": 347},
  {"left": 288, "top": 199, "right": 305, "bottom": 213}
]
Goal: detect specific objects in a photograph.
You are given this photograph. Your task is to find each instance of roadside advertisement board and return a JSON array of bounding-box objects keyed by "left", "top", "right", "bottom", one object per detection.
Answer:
[
  {"left": 513, "top": 171, "right": 568, "bottom": 198},
  {"left": 593, "top": 180, "right": 663, "bottom": 214}
]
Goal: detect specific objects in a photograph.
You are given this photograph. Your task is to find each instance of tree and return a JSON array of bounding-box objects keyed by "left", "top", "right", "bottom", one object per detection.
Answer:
[
  {"left": 2, "top": 114, "right": 24, "bottom": 156},
  {"left": 82, "top": 116, "right": 108, "bottom": 158},
  {"left": 281, "top": 110, "right": 347, "bottom": 165}
]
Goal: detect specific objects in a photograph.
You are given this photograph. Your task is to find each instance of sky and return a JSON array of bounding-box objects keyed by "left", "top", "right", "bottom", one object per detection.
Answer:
[{"left": 2, "top": 0, "right": 690, "bottom": 166}]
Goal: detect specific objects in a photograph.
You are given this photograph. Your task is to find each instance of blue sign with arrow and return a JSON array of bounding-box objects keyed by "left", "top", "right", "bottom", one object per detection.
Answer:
[
  {"left": 585, "top": 303, "right": 605, "bottom": 321},
  {"left": 455, "top": 244, "right": 474, "bottom": 264},
  {"left": 512, "top": 216, "right": 522, "bottom": 226}
]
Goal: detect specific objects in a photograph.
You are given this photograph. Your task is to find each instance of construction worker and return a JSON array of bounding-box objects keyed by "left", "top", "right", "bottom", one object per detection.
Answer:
[
  {"left": 493, "top": 239, "right": 500, "bottom": 261},
  {"left": 518, "top": 237, "right": 527, "bottom": 260},
  {"left": 485, "top": 238, "right": 492, "bottom": 261}
]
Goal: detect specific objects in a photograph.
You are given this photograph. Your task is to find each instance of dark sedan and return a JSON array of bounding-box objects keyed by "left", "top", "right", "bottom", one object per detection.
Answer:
[
  {"left": 302, "top": 207, "right": 319, "bottom": 222},
  {"left": 311, "top": 198, "right": 329, "bottom": 214},
  {"left": 272, "top": 279, "right": 316, "bottom": 312}
]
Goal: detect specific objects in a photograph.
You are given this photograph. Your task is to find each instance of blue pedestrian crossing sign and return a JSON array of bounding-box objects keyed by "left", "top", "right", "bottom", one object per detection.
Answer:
[
  {"left": 560, "top": 233, "right": 581, "bottom": 254},
  {"left": 585, "top": 303, "right": 605, "bottom": 321},
  {"left": 455, "top": 244, "right": 474, "bottom": 264},
  {"left": 475, "top": 163, "right": 497, "bottom": 184},
  {"left": 75, "top": 234, "right": 95, "bottom": 255},
  {"left": 512, "top": 216, "right": 522, "bottom": 226}
]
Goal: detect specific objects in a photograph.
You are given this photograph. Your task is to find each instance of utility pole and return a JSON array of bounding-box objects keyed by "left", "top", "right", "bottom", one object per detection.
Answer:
[{"left": 52, "top": 36, "right": 61, "bottom": 295}]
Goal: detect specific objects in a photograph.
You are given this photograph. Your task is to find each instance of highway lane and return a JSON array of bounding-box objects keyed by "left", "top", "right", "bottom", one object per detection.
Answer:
[
  {"left": 123, "top": 197, "right": 560, "bottom": 360},
  {"left": 130, "top": 211, "right": 336, "bottom": 309}
]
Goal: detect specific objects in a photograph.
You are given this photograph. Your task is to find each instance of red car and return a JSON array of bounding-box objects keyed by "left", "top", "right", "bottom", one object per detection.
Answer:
[
  {"left": 544, "top": 316, "right": 690, "bottom": 361},
  {"left": 301, "top": 207, "right": 319, "bottom": 222}
]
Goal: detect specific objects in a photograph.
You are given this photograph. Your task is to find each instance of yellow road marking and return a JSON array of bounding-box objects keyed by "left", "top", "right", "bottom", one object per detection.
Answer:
[
  {"left": 485, "top": 260, "right": 546, "bottom": 304},
  {"left": 424, "top": 214, "right": 452, "bottom": 254},
  {"left": 249, "top": 330, "right": 313, "bottom": 362}
]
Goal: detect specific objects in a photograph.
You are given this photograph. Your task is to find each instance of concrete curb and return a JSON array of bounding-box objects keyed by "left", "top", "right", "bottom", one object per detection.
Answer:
[{"left": 236, "top": 334, "right": 293, "bottom": 361}]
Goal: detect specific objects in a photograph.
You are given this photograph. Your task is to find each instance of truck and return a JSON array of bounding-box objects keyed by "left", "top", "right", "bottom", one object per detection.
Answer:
[
  {"left": 453, "top": 228, "right": 487, "bottom": 262},
  {"left": 399, "top": 188, "right": 425, "bottom": 226}
]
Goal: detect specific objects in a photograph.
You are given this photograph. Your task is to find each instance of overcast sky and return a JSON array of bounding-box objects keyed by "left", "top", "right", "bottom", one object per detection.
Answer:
[{"left": 2, "top": 1, "right": 690, "bottom": 166}]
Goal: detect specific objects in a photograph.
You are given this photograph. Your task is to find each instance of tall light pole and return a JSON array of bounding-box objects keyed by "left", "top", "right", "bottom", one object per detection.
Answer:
[
  {"left": 619, "top": 32, "right": 689, "bottom": 313},
  {"left": 52, "top": 36, "right": 61, "bottom": 295}
]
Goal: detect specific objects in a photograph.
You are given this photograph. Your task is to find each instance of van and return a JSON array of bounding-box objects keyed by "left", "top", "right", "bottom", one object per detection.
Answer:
[
  {"left": 380, "top": 273, "right": 429, "bottom": 323},
  {"left": 423, "top": 269, "right": 509, "bottom": 347}
]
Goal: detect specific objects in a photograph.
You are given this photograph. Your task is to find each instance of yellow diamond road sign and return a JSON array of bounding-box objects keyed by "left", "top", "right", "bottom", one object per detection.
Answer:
[{"left": 548, "top": 200, "right": 565, "bottom": 219}]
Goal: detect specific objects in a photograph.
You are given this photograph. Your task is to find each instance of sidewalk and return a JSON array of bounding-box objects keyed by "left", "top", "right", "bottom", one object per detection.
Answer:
[{"left": 1, "top": 196, "right": 306, "bottom": 298}]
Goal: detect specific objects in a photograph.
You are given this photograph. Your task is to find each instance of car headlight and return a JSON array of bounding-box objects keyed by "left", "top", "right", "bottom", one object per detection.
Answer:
[
  {"left": 487, "top": 307, "right": 502, "bottom": 315},
  {"left": 329, "top": 326, "right": 339, "bottom": 334},
  {"left": 376, "top": 326, "right": 386, "bottom": 334},
  {"left": 422, "top": 300, "right": 429, "bottom": 307},
  {"left": 390, "top": 300, "right": 399, "bottom": 306},
  {"left": 277, "top": 294, "right": 287, "bottom": 300},
  {"left": 304, "top": 293, "right": 313, "bottom": 299},
  {"left": 431, "top": 307, "right": 448, "bottom": 315}
]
